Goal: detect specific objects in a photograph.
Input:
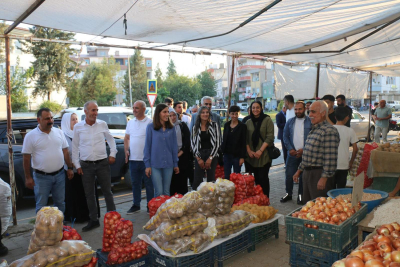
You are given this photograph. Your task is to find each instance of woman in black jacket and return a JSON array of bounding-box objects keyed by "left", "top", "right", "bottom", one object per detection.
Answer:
[
  {"left": 169, "top": 108, "right": 191, "bottom": 195},
  {"left": 221, "top": 105, "right": 247, "bottom": 180}
]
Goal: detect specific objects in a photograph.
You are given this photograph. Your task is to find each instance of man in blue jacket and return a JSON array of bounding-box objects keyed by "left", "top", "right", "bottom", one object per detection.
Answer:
[
  {"left": 281, "top": 102, "right": 311, "bottom": 204},
  {"left": 276, "top": 106, "right": 287, "bottom": 165}
]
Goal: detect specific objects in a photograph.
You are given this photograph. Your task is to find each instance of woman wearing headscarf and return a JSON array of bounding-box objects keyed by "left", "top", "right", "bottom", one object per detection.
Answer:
[
  {"left": 245, "top": 101, "right": 274, "bottom": 197},
  {"left": 168, "top": 108, "right": 190, "bottom": 195},
  {"left": 61, "top": 113, "right": 90, "bottom": 222},
  {"left": 191, "top": 106, "right": 221, "bottom": 190}
]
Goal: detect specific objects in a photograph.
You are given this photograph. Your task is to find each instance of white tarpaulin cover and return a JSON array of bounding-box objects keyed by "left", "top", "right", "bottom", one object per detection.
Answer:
[
  {"left": 274, "top": 64, "right": 317, "bottom": 100},
  {"left": 2, "top": 0, "right": 400, "bottom": 72},
  {"left": 319, "top": 68, "right": 369, "bottom": 99}
]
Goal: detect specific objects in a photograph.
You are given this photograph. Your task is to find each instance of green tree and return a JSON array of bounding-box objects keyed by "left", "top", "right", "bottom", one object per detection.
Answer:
[
  {"left": 122, "top": 49, "right": 148, "bottom": 105},
  {"left": 67, "top": 58, "right": 120, "bottom": 106},
  {"left": 163, "top": 74, "right": 201, "bottom": 106},
  {"left": 155, "top": 87, "right": 170, "bottom": 105},
  {"left": 0, "top": 22, "right": 7, "bottom": 63},
  {"left": 155, "top": 63, "right": 163, "bottom": 89},
  {"left": 0, "top": 58, "right": 29, "bottom": 112},
  {"left": 21, "top": 27, "right": 79, "bottom": 100},
  {"left": 167, "top": 59, "right": 177, "bottom": 77},
  {"left": 197, "top": 71, "right": 216, "bottom": 97}
]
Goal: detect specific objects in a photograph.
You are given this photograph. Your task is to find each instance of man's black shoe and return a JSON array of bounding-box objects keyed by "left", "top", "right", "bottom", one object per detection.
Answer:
[
  {"left": 127, "top": 205, "right": 141, "bottom": 214},
  {"left": 0, "top": 241, "right": 8, "bottom": 257},
  {"left": 280, "top": 193, "right": 292, "bottom": 203},
  {"left": 297, "top": 195, "right": 303, "bottom": 205},
  {"left": 82, "top": 220, "right": 100, "bottom": 232}
]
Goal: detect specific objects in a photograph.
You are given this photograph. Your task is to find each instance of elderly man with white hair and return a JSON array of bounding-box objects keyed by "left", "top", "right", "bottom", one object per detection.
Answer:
[
  {"left": 189, "top": 96, "right": 220, "bottom": 133},
  {"left": 293, "top": 100, "right": 340, "bottom": 203}
]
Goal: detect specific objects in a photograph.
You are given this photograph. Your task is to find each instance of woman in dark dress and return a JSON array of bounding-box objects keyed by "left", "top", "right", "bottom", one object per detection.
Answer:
[
  {"left": 169, "top": 108, "right": 191, "bottom": 195},
  {"left": 61, "top": 113, "right": 90, "bottom": 223}
]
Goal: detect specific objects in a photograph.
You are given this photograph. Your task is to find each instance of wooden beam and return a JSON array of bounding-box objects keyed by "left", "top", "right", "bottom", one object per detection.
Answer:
[{"left": 4, "top": 0, "right": 46, "bottom": 34}]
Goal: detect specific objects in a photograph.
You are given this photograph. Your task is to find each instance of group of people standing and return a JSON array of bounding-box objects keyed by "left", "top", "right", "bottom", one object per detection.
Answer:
[{"left": 277, "top": 94, "right": 359, "bottom": 205}]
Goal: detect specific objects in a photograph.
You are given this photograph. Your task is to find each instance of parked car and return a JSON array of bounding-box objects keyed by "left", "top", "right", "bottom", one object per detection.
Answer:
[
  {"left": 0, "top": 119, "right": 130, "bottom": 200},
  {"left": 145, "top": 107, "right": 155, "bottom": 119},
  {"left": 350, "top": 110, "right": 375, "bottom": 141},
  {"left": 211, "top": 109, "right": 245, "bottom": 124},
  {"left": 237, "top": 103, "right": 249, "bottom": 111},
  {"left": 386, "top": 101, "right": 400, "bottom": 111},
  {"left": 56, "top": 107, "right": 134, "bottom": 139}
]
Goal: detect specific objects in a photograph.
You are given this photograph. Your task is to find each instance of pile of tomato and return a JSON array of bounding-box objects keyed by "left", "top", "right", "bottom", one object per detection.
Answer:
[
  {"left": 107, "top": 240, "right": 149, "bottom": 265},
  {"left": 148, "top": 195, "right": 171, "bottom": 219},
  {"left": 61, "top": 225, "right": 82, "bottom": 241}
]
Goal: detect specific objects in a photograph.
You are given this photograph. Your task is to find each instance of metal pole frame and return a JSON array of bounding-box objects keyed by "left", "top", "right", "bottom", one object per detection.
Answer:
[
  {"left": 226, "top": 56, "right": 236, "bottom": 122},
  {"left": 315, "top": 63, "right": 321, "bottom": 98},
  {"left": 367, "top": 72, "right": 373, "bottom": 141},
  {"left": 5, "top": 35, "right": 17, "bottom": 225},
  {"left": 127, "top": 52, "right": 133, "bottom": 108}
]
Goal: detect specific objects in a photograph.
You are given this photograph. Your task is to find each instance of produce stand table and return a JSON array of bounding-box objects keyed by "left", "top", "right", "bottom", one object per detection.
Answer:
[
  {"left": 367, "top": 156, "right": 400, "bottom": 193},
  {"left": 357, "top": 196, "right": 400, "bottom": 244},
  {"left": 139, "top": 214, "right": 284, "bottom": 267}
]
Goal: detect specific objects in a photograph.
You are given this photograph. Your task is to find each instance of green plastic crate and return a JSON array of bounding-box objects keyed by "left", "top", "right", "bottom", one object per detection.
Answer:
[
  {"left": 285, "top": 203, "right": 367, "bottom": 253},
  {"left": 248, "top": 220, "right": 279, "bottom": 251}
]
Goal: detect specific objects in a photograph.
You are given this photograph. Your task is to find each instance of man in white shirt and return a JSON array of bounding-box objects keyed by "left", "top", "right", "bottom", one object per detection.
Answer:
[
  {"left": 281, "top": 102, "right": 312, "bottom": 204},
  {"left": 124, "top": 101, "right": 154, "bottom": 214},
  {"left": 22, "top": 108, "right": 74, "bottom": 213},
  {"left": 174, "top": 101, "right": 191, "bottom": 126},
  {"left": 284, "top": 95, "right": 295, "bottom": 121},
  {"left": 334, "top": 107, "right": 358, "bottom": 188},
  {"left": 72, "top": 101, "right": 117, "bottom": 232}
]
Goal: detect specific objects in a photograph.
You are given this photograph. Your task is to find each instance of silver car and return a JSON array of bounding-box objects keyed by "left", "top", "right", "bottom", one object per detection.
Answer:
[{"left": 350, "top": 110, "right": 375, "bottom": 141}]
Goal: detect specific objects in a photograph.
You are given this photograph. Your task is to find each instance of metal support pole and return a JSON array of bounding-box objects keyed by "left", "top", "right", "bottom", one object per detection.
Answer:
[
  {"left": 315, "top": 63, "right": 320, "bottom": 98},
  {"left": 5, "top": 35, "right": 17, "bottom": 226},
  {"left": 367, "top": 72, "right": 373, "bottom": 141},
  {"left": 227, "top": 56, "right": 235, "bottom": 122},
  {"left": 127, "top": 53, "right": 133, "bottom": 108}
]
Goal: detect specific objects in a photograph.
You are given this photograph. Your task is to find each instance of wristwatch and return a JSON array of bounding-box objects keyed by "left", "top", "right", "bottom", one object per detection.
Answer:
[
  {"left": 68, "top": 167, "right": 73, "bottom": 170},
  {"left": 209, "top": 156, "right": 213, "bottom": 160}
]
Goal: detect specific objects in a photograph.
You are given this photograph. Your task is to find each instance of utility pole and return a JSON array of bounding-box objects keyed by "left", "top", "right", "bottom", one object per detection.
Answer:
[{"left": 127, "top": 53, "right": 133, "bottom": 108}]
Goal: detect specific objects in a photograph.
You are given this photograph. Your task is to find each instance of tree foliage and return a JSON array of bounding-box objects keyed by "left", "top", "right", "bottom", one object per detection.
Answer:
[
  {"left": 167, "top": 59, "right": 177, "bottom": 77},
  {"left": 39, "top": 101, "right": 63, "bottom": 114},
  {"left": 197, "top": 71, "right": 217, "bottom": 97},
  {"left": 163, "top": 74, "right": 201, "bottom": 106},
  {"left": 0, "top": 22, "right": 6, "bottom": 64},
  {"left": 67, "top": 58, "right": 120, "bottom": 106},
  {"left": 122, "top": 49, "right": 148, "bottom": 106},
  {"left": 0, "top": 58, "right": 29, "bottom": 112},
  {"left": 155, "top": 63, "right": 163, "bottom": 89},
  {"left": 21, "top": 27, "right": 78, "bottom": 100}
]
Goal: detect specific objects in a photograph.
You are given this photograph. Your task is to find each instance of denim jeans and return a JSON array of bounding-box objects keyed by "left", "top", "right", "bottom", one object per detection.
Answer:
[
  {"left": 129, "top": 161, "right": 154, "bottom": 207},
  {"left": 151, "top": 167, "right": 173, "bottom": 197},
  {"left": 223, "top": 153, "right": 241, "bottom": 180},
  {"left": 33, "top": 169, "right": 66, "bottom": 213},
  {"left": 285, "top": 155, "right": 303, "bottom": 196}
]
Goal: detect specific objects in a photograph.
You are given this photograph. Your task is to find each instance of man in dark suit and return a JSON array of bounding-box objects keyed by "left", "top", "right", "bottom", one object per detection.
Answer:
[{"left": 276, "top": 106, "right": 287, "bottom": 165}]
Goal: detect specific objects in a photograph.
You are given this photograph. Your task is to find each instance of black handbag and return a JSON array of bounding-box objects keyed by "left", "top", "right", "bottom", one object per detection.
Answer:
[{"left": 259, "top": 115, "right": 281, "bottom": 160}]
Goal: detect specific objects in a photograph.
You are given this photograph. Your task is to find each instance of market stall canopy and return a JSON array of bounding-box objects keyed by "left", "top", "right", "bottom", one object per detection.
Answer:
[{"left": 2, "top": 0, "right": 400, "bottom": 72}]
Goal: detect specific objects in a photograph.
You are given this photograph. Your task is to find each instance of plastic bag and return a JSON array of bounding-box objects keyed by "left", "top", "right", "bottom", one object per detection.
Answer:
[
  {"left": 150, "top": 213, "right": 207, "bottom": 246},
  {"left": 110, "top": 219, "right": 133, "bottom": 250},
  {"left": 107, "top": 240, "right": 148, "bottom": 265},
  {"left": 213, "top": 210, "right": 254, "bottom": 238},
  {"left": 181, "top": 191, "right": 203, "bottom": 214},
  {"left": 230, "top": 173, "right": 255, "bottom": 203},
  {"left": 82, "top": 257, "right": 97, "bottom": 267},
  {"left": 144, "top": 197, "right": 186, "bottom": 231},
  {"left": 357, "top": 143, "right": 378, "bottom": 188},
  {"left": 0, "top": 178, "right": 11, "bottom": 235},
  {"left": 102, "top": 211, "right": 121, "bottom": 252},
  {"left": 231, "top": 204, "right": 278, "bottom": 223},
  {"left": 61, "top": 225, "right": 82, "bottom": 241},
  {"left": 148, "top": 195, "right": 170, "bottom": 219},
  {"left": 190, "top": 232, "right": 212, "bottom": 253},
  {"left": 214, "top": 178, "right": 235, "bottom": 215},
  {"left": 160, "top": 236, "right": 193, "bottom": 256},
  {"left": 196, "top": 182, "right": 217, "bottom": 217},
  {"left": 171, "top": 193, "right": 184, "bottom": 199},
  {"left": 27, "top": 207, "right": 64, "bottom": 254},
  {"left": 10, "top": 240, "right": 94, "bottom": 267}
]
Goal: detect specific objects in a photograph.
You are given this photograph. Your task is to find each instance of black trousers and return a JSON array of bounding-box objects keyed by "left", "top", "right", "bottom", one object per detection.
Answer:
[
  {"left": 334, "top": 170, "right": 348, "bottom": 189},
  {"left": 247, "top": 162, "right": 271, "bottom": 198},
  {"left": 170, "top": 155, "right": 189, "bottom": 195},
  {"left": 64, "top": 172, "right": 90, "bottom": 223},
  {"left": 281, "top": 139, "right": 287, "bottom": 164}
]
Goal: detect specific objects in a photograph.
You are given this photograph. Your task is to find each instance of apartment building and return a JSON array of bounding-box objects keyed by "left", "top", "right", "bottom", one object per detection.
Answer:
[
  {"left": 207, "top": 63, "right": 228, "bottom": 107},
  {"left": 70, "top": 47, "right": 153, "bottom": 105}
]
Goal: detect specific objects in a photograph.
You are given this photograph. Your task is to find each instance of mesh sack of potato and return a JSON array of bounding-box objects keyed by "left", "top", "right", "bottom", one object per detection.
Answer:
[
  {"left": 181, "top": 191, "right": 203, "bottom": 214},
  {"left": 231, "top": 203, "right": 278, "bottom": 223},
  {"left": 27, "top": 207, "right": 64, "bottom": 254},
  {"left": 214, "top": 178, "right": 235, "bottom": 216},
  {"left": 160, "top": 236, "right": 194, "bottom": 256},
  {"left": 10, "top": 240, "right": 94, "bottom": 267},
  {"left": 213, "top": 210, "right": 254, "bottom": 238},
  {"left": 150, "top": 213, "right": 207, "bottom": 246},
  {"left": 196, "top": 182, "right": 217, "bottom": 217},
  {"left": 144, "top": 197, "right": 186, "bottom": 230},
  {"left": 189, "top": 232, "right": 212, "bottom": 253}
]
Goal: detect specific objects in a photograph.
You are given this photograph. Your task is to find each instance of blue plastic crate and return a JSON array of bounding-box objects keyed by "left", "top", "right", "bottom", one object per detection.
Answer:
[
  {"left": 96, "top": 249, "right": 150, "bottom": 267},
  {"left": 149, "top": 246, "right": 215, "bottom": 267},
  {"left": 285, "top": 203, "right": 367, "bottom": 252},
  {"left": 215, "top": 231, "right": 253, "bottom": 267},
  {"left": 248, "top": 220, "right": 279, "bottom": 252},
  {"left": 290, "top": 236, "right": 358, "bottom": 267}
]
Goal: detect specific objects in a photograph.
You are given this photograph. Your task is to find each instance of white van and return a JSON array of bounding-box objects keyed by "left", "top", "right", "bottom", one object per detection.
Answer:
[
  {"left": 237, "top": 103, "right": 249, "bottom": 111},
  {"left": 386, "top": 101, "right": 400, "bottom": 111}
]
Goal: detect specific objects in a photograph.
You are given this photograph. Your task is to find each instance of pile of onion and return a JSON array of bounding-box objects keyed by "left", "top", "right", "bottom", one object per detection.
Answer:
[
  {"left": 292, "top": 196, "right": 360, "bottom": 226},
  {"left": 332, "top": 222, "right": 400, "bottom": 267}
]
